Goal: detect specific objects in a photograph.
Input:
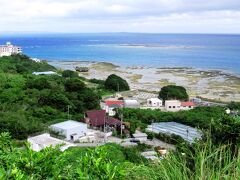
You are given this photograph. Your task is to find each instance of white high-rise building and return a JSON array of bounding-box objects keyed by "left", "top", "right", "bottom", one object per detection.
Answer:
[{"left": 0, "top": 42, "right": 22, "bottom": 57}]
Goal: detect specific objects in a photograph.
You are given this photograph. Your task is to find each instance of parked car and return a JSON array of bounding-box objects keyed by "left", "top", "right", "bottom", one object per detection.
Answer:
[{"left": 130, "top": 139, "right": 140, "bottom": 143}]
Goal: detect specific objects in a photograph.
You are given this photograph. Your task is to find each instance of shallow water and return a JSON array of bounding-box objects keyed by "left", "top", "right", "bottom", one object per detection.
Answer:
[{"left": 1, "top": 33, "right": 240, "bottom": 74}]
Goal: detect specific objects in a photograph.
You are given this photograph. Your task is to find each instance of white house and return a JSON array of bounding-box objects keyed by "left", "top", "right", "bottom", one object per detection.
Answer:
[
  {"left": 165, "top": 100, "right": 181, "bottom": 112},
  {"left": 147, "top": 98, "right": 163, "bottom": 107},
  {"left": 50, "top": 120, "right": 88, "bottom": 141},
  {"left": 0, "top": 42, "right": 22, "bottom": 57},
  {"left": 27, "top": 133, "right": 75, "bottom": 152},
  {"left": 100, "top": 100, "right": 123, "bottom": 116},
  {"left": 165, "top": 100, "right": 195, "bottom": 112}
]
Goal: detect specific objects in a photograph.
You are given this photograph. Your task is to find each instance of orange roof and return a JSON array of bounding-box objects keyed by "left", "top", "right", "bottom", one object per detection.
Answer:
[
  {"left": 181, "top": 102, "right": 195, "bottom": 106},
  {"left": 105, "top": 100, "right": 123, "bottom": 106}
]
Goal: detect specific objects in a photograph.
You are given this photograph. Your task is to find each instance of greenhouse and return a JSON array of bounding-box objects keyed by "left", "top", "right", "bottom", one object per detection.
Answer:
[{"left": 146, "top": 122, "right": 202, "bottom": 143}]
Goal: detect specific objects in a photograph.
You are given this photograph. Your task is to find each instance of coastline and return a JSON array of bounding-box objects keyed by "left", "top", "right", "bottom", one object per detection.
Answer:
[{"left": 49, "top": 60, "right": 240, "bottom": 102}]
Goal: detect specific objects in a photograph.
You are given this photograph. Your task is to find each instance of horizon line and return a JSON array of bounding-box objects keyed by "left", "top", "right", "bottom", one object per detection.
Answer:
[{"left": 1, "top": 32, "right": 240, "bottom": 36}]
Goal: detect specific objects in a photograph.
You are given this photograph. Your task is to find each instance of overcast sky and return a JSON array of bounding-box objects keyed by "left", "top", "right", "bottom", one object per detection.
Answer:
[{"left": 0, "top": 0, "right": 240, "bottom": 34}]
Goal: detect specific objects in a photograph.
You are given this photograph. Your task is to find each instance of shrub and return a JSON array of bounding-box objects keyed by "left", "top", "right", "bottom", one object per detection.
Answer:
[
  {"left": 62, "top": 70, "right": 79, "bottom": 78},
  {"left": 159, "top": 85, "right": 189, "bottom": 102},
  {"left": 104, "top": 74, "right": 130, "bottom": 91}
]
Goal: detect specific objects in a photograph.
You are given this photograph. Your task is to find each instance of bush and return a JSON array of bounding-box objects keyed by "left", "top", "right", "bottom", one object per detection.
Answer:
[
  {"left": 89, "top": 78, "right": 105, "bottom": 85},
  {"left": 159, "top": 85, "right": 189, "bottom": 102},
  {"left": 156, "top": 132, "right": 185, "bottom": 145},
  {"left": 62, "top": 70, "right": 79, "bottom": 78},
  {"left": 64, "top": 78, "right": 86, "bottom": 92},
  {"left": 104, "top": 74, "right": 130, "bottom": 91}
]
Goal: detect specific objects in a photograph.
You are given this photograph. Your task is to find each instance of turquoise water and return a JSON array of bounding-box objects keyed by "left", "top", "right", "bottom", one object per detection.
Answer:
[{"left": 0, "top": 33, "right": 239, "bottom": 73}]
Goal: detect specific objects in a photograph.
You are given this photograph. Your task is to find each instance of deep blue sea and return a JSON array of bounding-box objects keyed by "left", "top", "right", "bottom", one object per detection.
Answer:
[{"left": 0, "top": 33, "right": 239, "bottom": 74}]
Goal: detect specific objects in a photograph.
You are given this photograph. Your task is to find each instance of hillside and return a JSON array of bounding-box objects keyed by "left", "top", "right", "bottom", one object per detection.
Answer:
[
  {"left": 0, "top": 54, "right": 56, "bottom": 73},
  {"left": 0, "top": 55, "right": 239, "bottom": 179},
  {"left": 0, "top": 55, "right": 100, "bottom": 139}
]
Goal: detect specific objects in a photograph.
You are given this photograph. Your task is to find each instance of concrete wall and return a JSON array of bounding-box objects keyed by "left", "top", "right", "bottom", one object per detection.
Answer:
[
  {"left": 147, "top": 99, "right": 163, "bottom": 107},
  {"left": 51, "top": 124, "right": 88, "bottom": 141},
  {"left": 165, "top": 100, "right": 181, "bottom": 112}
]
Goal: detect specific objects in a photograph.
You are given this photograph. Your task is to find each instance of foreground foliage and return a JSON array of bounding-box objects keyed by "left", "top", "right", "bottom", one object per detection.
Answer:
[{"left": 0, "top": 132, "right": 239, "bottom": 179}]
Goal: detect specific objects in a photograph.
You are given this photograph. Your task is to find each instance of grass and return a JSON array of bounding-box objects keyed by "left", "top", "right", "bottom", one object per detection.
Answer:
[{"left": 125, "top": 137, "right": 240, "bottom": 179}]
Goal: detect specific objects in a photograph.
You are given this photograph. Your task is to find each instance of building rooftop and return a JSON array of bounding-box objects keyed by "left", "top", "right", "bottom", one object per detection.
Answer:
[
  {"left": 105, "top": 100, "right": 123, "bottom": 106},
  {"left": 50, "top": 120, "right": 87, "bottom": 130},
  {"left": 181, "top": 102, "right": 195, "bottom": 106},
  {"left": 27, "top": 133, "right": 75, "bottom": 151},
  {"left": 86, "top": 110, "right": 106, "bottom": 127},
  {"left": 85, "top": 110, "right": 122, "bottom": 127},
  {"left": 32, "top": 71, "right": 57, "bottom": 75},
  {"left": 165, "top": 100, "right": 181, "bottom": 103},
  {"left": 133, "top": 130, "right": 148, "bottom": 138},
  {"left": 148, "top": 98, "right": 162, "bottom": 101},
  {"left": 146, "top": 122, "right": 202, "bottom": 143}
]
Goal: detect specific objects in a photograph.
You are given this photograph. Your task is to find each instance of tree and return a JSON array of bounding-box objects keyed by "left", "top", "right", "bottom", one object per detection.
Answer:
[
  {"left": 62, "top": 70, "right": 79, "bottom": 78},
  {"left": 64, "top": 78, "right": 86, "bottom": 92},
  {"left": 159, "top": 85, "right": 188, "bottom": 102},
  {"left": 104, "top": 74, "right": 130, "bottom": 92}
]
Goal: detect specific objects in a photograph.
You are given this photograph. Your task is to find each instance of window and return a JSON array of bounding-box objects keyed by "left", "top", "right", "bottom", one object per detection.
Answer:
[
  {"left": 173, "top": 106, "right": 176, "bottom": 108},
  {"left": 169, "top": 106, "right": 172, "bottom": 108},
  {"left": 189, "top": 106, "right": 192, "bottom": 108}
]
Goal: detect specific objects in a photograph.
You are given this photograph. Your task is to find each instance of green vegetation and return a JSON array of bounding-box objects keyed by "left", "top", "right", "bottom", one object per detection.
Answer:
[
  {"left": 0, "top": 132, "right": 239, "bottom": 179},
  {"left": 104, "top": 74, "right": 130, "bottom": 92},
  {"left": 119, "top": 106, "right": 224, "bottom": 130},
  {"left": 0, "top": 54, "right": 55, "bottom": 74},
  {"left": 159, "top": 85, "right": 189, "bottom": 102},
  {"left": 0, "top": 55, "right": 100, "bottom": 139},
  {"left": 0, "top": 55, "right": 239, "bottom": 179},
  {"left": 62, "top": 70, "right": 79, "bottom": 78},
  {"left": 228, "top": 101, "right": 240, "bottom": 111},
  {"left": 118, "top": 107, "right": 240, "bottom": 155}
]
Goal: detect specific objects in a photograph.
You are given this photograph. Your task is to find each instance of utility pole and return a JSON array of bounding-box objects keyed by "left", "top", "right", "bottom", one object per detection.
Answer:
[{"left": 120, "top": 113, "right": 123, "bottom": 137}]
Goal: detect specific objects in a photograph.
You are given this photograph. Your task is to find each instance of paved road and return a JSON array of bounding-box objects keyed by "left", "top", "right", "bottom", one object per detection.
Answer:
[{"left": 75, "top": 142, "right": 106, "bottom": 147}]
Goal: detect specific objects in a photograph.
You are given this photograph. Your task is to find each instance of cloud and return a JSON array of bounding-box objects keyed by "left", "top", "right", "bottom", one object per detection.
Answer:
[{"left": 0, "top": 0, "right": 240, "bottom": 33}]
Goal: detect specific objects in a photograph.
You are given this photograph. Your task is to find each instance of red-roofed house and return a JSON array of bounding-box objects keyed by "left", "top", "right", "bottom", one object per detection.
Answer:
[
  {"left": 100, "top": 100, "right": 123, "bottom": 116},
  {"left": 165, "top": 100, "right": 195, "bottom": 112},
  {"left": 180, "top": 102, "right": 195, "bottom": 110},
  {"left": 85, "top": 110, "right": 123, "bottom": 131},
  {"left": 85, "top": 110, "right": 106, "bottom": 127}
]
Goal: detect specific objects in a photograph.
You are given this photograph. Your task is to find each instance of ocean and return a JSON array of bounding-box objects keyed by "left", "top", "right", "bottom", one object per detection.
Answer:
[{"left": 0, "top": 33, "right": 240, "bottom": 74}]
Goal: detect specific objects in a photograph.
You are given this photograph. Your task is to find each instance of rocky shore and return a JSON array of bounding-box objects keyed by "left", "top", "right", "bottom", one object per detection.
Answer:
[{"left": 49, "top": 61, "right": 240, "bottom": 102}]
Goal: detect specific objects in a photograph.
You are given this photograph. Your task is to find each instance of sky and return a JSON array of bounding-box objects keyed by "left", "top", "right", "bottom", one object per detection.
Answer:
[{"left": 0, "top": 0, "right": 240, "bottom": 34}]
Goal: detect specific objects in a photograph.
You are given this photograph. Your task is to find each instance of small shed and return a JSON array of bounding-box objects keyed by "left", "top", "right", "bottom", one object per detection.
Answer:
[
  {"left": 132, "top": 130, "right": 148, "bottom": 142},
  {"left": 147, "top": 98, "right": 163, "bottom": 107},
  {"left": 123, "top": 99, "right": 140, "bottom": 109},
  {"left": 50, "top": 120, "right": 88, "bottom": 141}
]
